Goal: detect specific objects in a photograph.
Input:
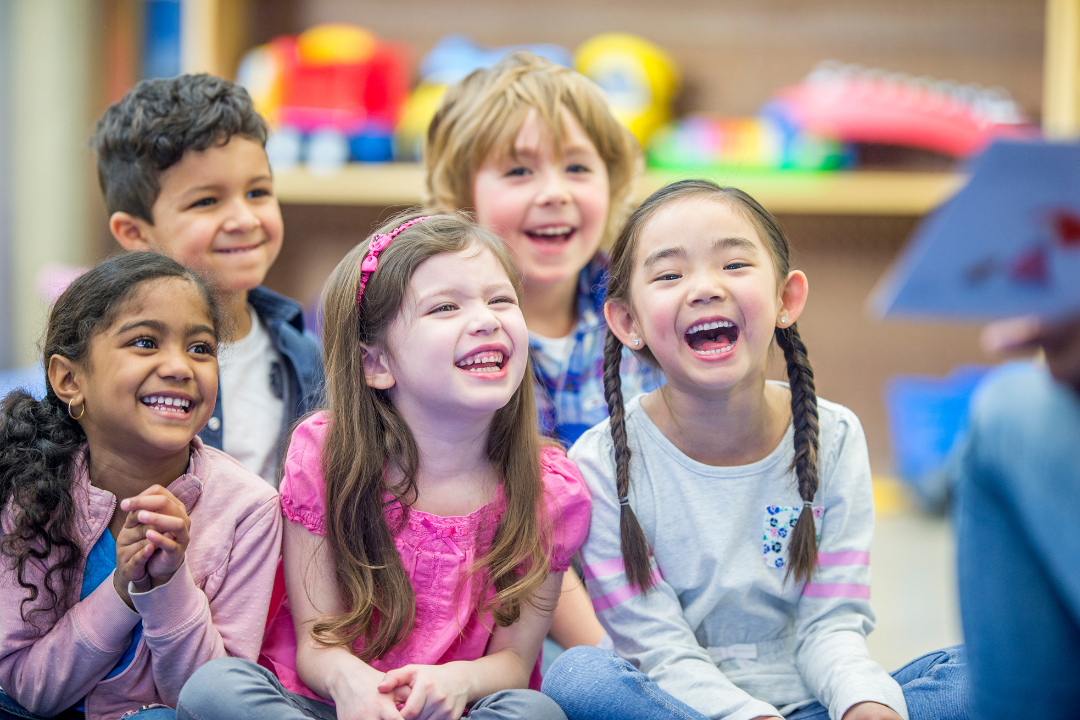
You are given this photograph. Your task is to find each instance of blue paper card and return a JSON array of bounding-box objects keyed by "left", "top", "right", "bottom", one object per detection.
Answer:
[{"left": 871, "top": 140, "right": 1080, "bottom": 321}]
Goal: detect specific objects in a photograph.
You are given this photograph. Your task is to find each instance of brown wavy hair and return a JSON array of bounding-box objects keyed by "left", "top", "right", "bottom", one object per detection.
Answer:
[
  {"left": 312, "top": 210, "right": 554, "bottom": 661},
  {"left": 603, "top": 180, "right": 821, "bottom": 590},
  {"left": 0, "top": 252, "right": 221, "bottom": 628},
  {"left": 424, "top": 50, "right": 640, "bottom": 248}
]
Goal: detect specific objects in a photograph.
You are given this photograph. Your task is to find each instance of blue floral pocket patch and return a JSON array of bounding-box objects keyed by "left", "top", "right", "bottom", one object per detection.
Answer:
[{"left": 763, "top": 505, "right": 824, "bottom": 569}]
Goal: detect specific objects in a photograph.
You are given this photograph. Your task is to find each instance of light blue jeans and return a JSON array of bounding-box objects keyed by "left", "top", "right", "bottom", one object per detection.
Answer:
[
  {"left": 0, "top": 688, "right": 173, "bottom": 719},
  {"left": 542, "top": 645, "right": 969, "bottom": 720},
  {"left": 953, "top": 364, "right": 1080, "bottom": 717},
  {"left": 177, "top": 657, "right": 566, "bottom": 720}
]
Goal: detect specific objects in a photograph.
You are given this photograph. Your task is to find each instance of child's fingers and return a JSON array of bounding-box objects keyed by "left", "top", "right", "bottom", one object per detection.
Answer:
[
  {"left": 145, "top": 528, "right": 183, "bottom": 555},
  {"left": 135, "top": 510, "right": 187, "bottom": 533},
  {"left": 120, "top": 494, "right": 173, "bottom": 514},
  {"left": 378, "top": 670, "right": 405, "bottom": 693},
  {"left": 117, "top": 540, "right": 154, "bottom": 579},
  {"left": 399, "top": 683, "right": 427, "bottom": 720}
]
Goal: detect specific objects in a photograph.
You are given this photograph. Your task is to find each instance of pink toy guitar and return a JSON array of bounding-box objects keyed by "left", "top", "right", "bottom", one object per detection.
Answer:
[{"left": 764, "top": 61, "right": 1039, "bottom": 157}]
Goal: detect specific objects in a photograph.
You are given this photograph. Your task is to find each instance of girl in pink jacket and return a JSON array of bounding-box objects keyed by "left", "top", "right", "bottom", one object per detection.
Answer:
[{"left": 0, "top": 252, "right": 283, "bottom": 720}]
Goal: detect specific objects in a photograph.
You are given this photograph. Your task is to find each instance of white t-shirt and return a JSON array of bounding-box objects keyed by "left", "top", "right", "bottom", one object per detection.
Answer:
[
  {"left": 219, "top": 305, "right": 286, "bottom": 485},
  {"left": 530, "top": 331, "right": 575, "bottom": 379}
]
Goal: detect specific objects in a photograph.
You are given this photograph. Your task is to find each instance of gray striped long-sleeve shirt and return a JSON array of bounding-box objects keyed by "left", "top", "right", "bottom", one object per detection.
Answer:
[{"left": 569, "top": 392, "right": 907, "bottom": 720}]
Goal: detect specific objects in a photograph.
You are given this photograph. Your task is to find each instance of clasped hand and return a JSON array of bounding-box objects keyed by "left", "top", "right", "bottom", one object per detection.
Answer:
[
  {"left": 334, "top": 663, "right": 471, "bottom": 720},
  {"left": 112, "top": 484, "right": 191, "bottom": 608}
]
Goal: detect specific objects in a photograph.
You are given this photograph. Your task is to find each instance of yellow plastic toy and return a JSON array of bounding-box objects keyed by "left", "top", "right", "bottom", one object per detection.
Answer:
[
  {"left": 575, "top": 33, "right": 679, "bottom": 145},
  {"left": 394, "top": 81, "right": 450, "bottom": 162},
  {"left": 296, "top": 23, "right": 376, "bottom": 66}
]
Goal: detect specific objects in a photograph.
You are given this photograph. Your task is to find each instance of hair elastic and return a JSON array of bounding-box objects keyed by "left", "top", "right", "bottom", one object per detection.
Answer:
[
  {"left": 356, "top": 216, "right": 432, "bottom": 309},
  {"left": 803, "top": 500, "right": 812, "bottom": 508},
  {"left": 619, "top": 496, "right": 630, "bottom": 507}
]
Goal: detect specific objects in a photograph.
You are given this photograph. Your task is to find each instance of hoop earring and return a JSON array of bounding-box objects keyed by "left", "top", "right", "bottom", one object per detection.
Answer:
[{"left": 68, "top": 398, "right": 85, "bottom": 420}]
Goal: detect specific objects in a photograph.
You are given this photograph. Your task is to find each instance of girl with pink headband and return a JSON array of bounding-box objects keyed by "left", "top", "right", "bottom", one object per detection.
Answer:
[{"left": 177, "top": 211, "right": 590, "bottom": 720}]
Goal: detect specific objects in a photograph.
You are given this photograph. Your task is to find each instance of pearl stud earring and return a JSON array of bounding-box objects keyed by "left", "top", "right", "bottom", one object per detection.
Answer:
[
  {"left": 633, "top": 338, "right": 641, "bottom": 346},
  {"left": 780, "top": 316, "right": 788, "bottom": 325}
]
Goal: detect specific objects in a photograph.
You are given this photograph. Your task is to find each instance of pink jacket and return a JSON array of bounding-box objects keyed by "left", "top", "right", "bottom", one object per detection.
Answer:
[{"left": 0, "top": 438, "right": 283, "bottom": 720}]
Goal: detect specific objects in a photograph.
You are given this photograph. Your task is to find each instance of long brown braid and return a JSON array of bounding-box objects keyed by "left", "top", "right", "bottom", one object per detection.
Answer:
[
  {"left": 603, "top": 179, "right": 822, "bottom": 591},
  {"left": 602, "top": 331, "right": 655, "bottom": 591},
  {"left": 774, "top": 324, "right": 820, "bottom": 584}
]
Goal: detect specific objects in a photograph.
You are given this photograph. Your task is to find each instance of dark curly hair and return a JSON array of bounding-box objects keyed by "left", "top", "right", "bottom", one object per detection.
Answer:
[
  {"left": 91, "top": 73, "right": 268, "bottom": 224},
  {"left": 0, "top": 252, "right": 221, "bottom": 627}
]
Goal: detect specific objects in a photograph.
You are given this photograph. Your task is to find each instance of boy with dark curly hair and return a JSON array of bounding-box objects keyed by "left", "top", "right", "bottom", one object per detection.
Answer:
[{"left": 92, "top": 74, "right": 322, "bottom": 486}]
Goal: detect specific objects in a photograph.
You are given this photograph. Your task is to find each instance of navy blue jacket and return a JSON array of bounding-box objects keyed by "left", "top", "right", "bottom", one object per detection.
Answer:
[{"left": 198, "top": 286, "right": 324, "bottom": 462}]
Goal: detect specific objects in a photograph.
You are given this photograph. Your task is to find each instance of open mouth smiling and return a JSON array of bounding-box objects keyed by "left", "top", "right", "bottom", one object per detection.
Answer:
[
  {"left": 524, "top": 225, "right": 576, "bottom": 245},
  {"left": 685, "top": 319, "right": 740, "bottom": 356},
  {"left": 455, "top": 350, "right": 507, "bottom": 374},
  {"left": 140, "top": 394, "right": 194, "bottom": 414}
]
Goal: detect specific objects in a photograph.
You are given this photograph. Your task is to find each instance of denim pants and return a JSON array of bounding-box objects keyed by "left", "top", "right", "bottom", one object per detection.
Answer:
[
  {"left": 953, "top": 365, "right": 1080, "bottom": 717},
  {"left": 0, "top": 689, "right": 173, "bottom": 720},
  {"left": 542, "top": 645, "right": 968, "bottom": 720},
  {"left": 176, "top": 657, "right": 567, "bottom": 720}
]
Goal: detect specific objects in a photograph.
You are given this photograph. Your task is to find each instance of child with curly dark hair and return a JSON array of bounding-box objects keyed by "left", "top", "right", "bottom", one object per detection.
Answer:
[
  {"left": 92, "top": 74, "right": 322, "bottom": 486},
  {"left": 0, "top": 253, "right": 282, "bottom": 720}
]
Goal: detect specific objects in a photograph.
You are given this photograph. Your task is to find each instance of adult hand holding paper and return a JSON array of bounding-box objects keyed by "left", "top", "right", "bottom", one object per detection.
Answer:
[
  {"left": 872, "top": 139, "right": 1080, "bottom": 389},
  {"left": 871, "top": 140, "right": 1080, "bottom": 322}
]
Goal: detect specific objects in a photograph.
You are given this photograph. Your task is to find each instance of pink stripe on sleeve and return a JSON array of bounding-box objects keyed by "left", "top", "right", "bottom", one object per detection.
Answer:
[
  {"left": 592, "top": 569, "right": 663, "bottom": 612},
  {"left": 803, "top": 582, "right": 871, "bottom": 599},
  {"left": 816, "top": 551, "right": 870, "bottom": 566},
  {"left": 582, "top": 557, "right": 626, "bottom": 580}
]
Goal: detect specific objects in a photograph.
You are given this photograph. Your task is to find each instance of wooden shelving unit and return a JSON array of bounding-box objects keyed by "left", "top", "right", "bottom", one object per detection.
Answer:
[{"left": 273, "top": 164, "right": 966, "bottom": 216}]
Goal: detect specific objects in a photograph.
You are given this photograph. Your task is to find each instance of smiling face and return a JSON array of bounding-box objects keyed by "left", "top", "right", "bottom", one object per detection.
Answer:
[
  {"left": 371, "top": 247, "right": 529, "bottom": 422},
  {"left": 136, "top": 137, "right": 283, "bottom": 293},
  {"left": 70, "top": 277, "right": 218, "bottom": 459},
  {"left": 472, "top": 107, "right": 610, "bottom": 291},
  {"left": 610, "top": 196, "right": 805, "bottom": 395}
]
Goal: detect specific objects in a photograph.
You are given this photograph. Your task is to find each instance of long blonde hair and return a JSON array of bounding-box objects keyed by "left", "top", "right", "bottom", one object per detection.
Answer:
[
  {"left": 424, "top": 50, "right": 640, "bottom": 247},
  {"left": 313, "top": 210, "right": 553, "bottom": 660}
]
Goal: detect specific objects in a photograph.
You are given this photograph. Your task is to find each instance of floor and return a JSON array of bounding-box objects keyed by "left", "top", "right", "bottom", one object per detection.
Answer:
[{"left": 866, "top": 479, "right": 963, "bottom": 672}]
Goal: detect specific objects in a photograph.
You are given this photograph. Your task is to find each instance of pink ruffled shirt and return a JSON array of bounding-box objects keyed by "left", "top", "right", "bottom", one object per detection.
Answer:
[{"left": 259, "top": 413, "right": 591, "bottom": 701}]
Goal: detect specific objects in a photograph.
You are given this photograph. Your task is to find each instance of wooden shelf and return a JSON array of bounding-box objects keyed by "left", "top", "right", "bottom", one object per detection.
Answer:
[{"left": 272, "top": 164, "right": 966, "bottom": 216}]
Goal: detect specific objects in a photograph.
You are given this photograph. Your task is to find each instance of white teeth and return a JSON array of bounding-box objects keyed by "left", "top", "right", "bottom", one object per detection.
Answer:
[
  {"left": 142, "top": 396, "right": 191, "bottom": 411},
  {"left": 693, "top": 346, "right": 734, "bottom": 355},
  {"left": 455, "top": 351, "right": 506, "bottom": 369},
  {"left": 687, "top": 320, "right": 734, "bottom": 335},
  {"left": 528, "top": 225, "right": 573, "bottom": 236}
]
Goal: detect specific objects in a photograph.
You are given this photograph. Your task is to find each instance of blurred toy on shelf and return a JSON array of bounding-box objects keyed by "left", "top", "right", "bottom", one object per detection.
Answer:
[
  {"left": 647, "top": 114, "right": 851, "bottom": 172},
  {"left": 394, "top": 35, "right": 573, "bottom": 162},
  {"left": 764, "top": 61, "right": 1040, "bottom": 158},
  {"left": 575, "top": 33, "right": 679, "bottom": 146},
  {"left": 238, "top": 23, "right": 408, "bottom": 169}
]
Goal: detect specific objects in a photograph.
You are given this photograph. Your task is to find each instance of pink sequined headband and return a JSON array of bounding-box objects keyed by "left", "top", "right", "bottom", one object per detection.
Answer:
[{"left": 357, "top": 216, "right": 432, "bottom": 309}]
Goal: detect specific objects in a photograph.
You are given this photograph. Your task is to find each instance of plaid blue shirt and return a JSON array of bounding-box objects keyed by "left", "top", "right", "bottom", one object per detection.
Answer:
[{"left": 530, "top": 255, "right": 664, "bottom": 447}]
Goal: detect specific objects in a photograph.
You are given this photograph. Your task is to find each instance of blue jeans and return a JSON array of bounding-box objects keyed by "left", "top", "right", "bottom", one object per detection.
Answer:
[
  {"left": 177, "top": 657, "right": 566, "bottom": 720},
  {"left": 953, "top": 365, "right": 1080, "bottom": 717},
  {"left": 0, "top": 689, "right": 173, "bottom": 719},
  {"left": 542, "top": 645, "right": 968, "bottom": 719}
]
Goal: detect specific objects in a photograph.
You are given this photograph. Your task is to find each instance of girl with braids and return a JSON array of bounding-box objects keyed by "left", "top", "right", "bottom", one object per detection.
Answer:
[
  {"left": 541, "top": 181, "right": 969, "bottom": 720},
  {"left": 0, "top": 252, "right": 282, "bottom": 720},
  {"left": 178, "top": 212, "right": 589, "bottom": 720}
]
